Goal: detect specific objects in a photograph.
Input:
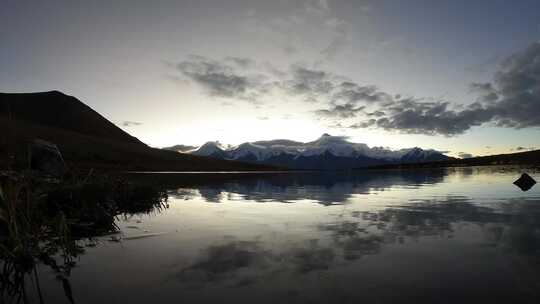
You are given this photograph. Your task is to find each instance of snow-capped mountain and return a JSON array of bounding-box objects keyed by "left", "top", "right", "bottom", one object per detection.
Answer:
[
  {"left": 183, "top": 134, "right": 451, "bottom": 169},
  {"left": 192, "top": 141, "right": 229, "bottom": 158}
]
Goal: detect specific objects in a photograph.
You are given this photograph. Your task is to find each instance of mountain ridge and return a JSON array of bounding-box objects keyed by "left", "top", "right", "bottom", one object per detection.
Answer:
[{"left": 170, "top": 134, "right": 453, "bottom": 170}]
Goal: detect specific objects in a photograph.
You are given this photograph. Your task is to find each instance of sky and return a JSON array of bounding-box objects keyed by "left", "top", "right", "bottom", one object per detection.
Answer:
[{"left": 2, "top": 0, "right": 540, "bottom": 157}]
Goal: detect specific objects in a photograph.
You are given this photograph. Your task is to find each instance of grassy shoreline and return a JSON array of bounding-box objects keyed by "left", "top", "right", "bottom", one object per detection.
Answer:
[{"left": 0, "top": 170, "right": 168, "bottom": 303}]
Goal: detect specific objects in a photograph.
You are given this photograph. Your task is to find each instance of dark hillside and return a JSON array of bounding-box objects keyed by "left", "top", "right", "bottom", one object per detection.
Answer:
[
  {"left": 0, "top": 91, "right": 142, "bottom": 145},
  {"left": 0, "top": 91, "right": 277, "bottom": 172}
]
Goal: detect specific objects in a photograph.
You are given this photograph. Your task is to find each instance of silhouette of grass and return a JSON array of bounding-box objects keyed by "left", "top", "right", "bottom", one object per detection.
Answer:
[{"left": 0, "top": 171, "right": 168, "bottom": 303}]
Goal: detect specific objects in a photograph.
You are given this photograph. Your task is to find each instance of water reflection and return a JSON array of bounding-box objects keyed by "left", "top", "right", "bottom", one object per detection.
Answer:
[
  {"left": 4, "top": 167, "right": 540, "bottom": 303},
  {"left": 170, "top": 169, "right": 449, "bottom": 205},
  {"left": 169, "top": 194, "right": 540, "bottom": 302},
  {"left": 160, "top": 168, "right": 540, "bottom": 303}
]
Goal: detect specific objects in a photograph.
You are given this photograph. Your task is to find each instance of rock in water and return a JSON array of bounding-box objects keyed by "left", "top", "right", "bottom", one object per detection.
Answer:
[
  {"left": 513, "top": 173, "right": 536, "bottom": 191},
  {"left": 29, "top": 139, "right": 66, "bottom": 178}
]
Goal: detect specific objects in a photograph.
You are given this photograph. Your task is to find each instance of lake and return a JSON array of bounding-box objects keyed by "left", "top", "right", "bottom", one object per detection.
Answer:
[{"left": 13, "top": 167, "right": 540, "bottom": 303}]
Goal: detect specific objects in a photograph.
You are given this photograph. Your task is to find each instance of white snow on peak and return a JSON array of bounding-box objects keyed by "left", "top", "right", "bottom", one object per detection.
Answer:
[
  {"left": 229, "top": 142, "right": 272, "bottom": 161},
  {"left": 191, "top": 141, "right": 226, "bottom": 156}
]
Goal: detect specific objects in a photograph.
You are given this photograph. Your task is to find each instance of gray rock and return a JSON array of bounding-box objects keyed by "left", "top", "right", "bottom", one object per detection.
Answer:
[
  {"left": 513, "top": 173, "right": 536, "bottom": 191},
  {"left": 28, "top": 139, "right": 66, "bottom": 178}
]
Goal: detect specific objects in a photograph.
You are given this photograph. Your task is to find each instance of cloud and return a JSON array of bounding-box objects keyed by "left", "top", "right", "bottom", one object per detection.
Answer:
[
  {"left": 487, "top": 42, "right": 540, "bottom": 128},
  {"left": 348, "top": 120, "right": 376, "bottom": 129},
  {"left": 356, "top": 98, "right": 497, "bottom": 136},
  {"left": 367, "top": 110, "right": 386, "bottom": 117},
  {"left": 469, "top": 82, "right": 499, "bottom": 102},
  {"left": 242, "top": 0, "right": 353, "bottom": 62},
  {"left": 173, "top": 56, "right": 487, "bottom": 136},
  {"left": 458, "top": 152, "right": 474, "bottom": 159},
  {"left": 281, "top": 65, "right": 336, "bottom": 102},
  {"left": 332, "top": 82, "right": 391, "bottom": 104},
  {"left": 256, "top": 116, "right": 269, "bottom": 120},
  {"left": 350, "top": 42, "right": 540, "bottom": 136},
  {"left": 320, "top": 17, "right": 351, "bottom": 61},
  {"left": 304, "top": 0, "right": 330, "bottom": 15},
  {"left": 175, "top": 55, "right": 267, "bottom": 104},
  {"left": 513, "top": 146, "right": 536, "bottom": 151},
  {"left": 224, "top": 56, "right": 255, "bottom": 68},
  {"left": 315, "top": 103, "right": 364, "bottom": 119},
  {"left": 121, "top": 121, "right": 143, "bottom": 127},
  {"left": 172, "top": 42, "right": 540, "bottom": 136},
  {"left": 281, "top": 65, "right": 392, "bottom": 105},
  {"left": 173, "top": 57, "right": 387, "bottom": 106}
]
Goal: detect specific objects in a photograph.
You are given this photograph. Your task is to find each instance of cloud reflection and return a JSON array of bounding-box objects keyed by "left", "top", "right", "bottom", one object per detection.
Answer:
[{"left": 173, "top": 192, "right": 540, "bottom": 290}]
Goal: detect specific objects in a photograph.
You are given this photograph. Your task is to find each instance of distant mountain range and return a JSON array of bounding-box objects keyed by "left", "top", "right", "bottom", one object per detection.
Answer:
[
  {"left": 164, "top": 134, "right": 452, "bottom": 170},
  {"left": 0, "top": 91, "right": 274, "bottom": 171}
]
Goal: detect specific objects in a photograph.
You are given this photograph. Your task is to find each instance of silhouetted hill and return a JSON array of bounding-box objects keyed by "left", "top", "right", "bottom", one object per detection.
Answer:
[
  {"left": 364, "top": 149, "right": 540, "bottom": 170},
  {"left": 0, "top": 91, "right": 277, "bottom": 172},
  {"left": 0, "top": 91, "right": 142, "bottom": 145}
]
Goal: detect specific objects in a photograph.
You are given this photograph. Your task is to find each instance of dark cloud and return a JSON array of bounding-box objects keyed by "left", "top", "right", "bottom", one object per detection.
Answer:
[
  {"left": 458, "top": 152, "right": 474, "bottom": 159},
  {"left": 367, "top": 110, "right": 386, "bottom": 117},
  {"left": 351, "top": 42, "right": 540, "bottom": 136},
  {"left": 348, "top": 120, "right": 376, "bottom": 129},
  {"left": 333, "top": 82, "right": 391, "bottom": 104},
  {"left": 357, "top": 98, "right": 496, "bottom": 136},
  {"left": 175, "top": 57, "right": 389, "bottom": 107},
  {"left": 175, "top": 55, "right": 267, "bottom": 104},
  {"left": 488, "top": 42, "right": 540, "bottom": 128},
  {"left": 175, "top": 42, "right": 540, "bottom": 136},
  {"left": 283, "top": 66, "right": 391, "bottom": 106},
  {"left": 469, "top": 82, "right": 499, "bottom": 103},
  {"left": 283, "top": 65, "right": 335, "bottom": 99},
  {"left": 513, "top": 146, "right": 536, "bottom": 151},
  {"left": 315, "top": 103, "right": 364, "bottom": 119},
  {"left": 121, "top": 121, "right": 143, "bottom": 127}
]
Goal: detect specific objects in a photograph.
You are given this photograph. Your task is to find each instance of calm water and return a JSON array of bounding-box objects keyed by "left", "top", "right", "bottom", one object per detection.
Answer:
[{"left": 28, "top": 167, "right": 540, "bottom": 303}]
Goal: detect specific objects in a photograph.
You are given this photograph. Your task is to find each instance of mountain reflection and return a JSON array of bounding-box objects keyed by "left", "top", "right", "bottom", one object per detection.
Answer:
[{"left": 170, "top": 169, "right": 448, "bottom": 205}]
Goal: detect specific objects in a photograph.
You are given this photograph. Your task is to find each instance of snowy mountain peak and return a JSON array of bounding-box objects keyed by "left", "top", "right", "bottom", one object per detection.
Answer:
[
  {"left": 192, "top": 141, "right": 226, "bottom": 157},
  {"left": 310, "top": 134, "right": 349, "bottom": 146},
  {"left": 230, "top": 142, "right": 271, "bottom": 161}
]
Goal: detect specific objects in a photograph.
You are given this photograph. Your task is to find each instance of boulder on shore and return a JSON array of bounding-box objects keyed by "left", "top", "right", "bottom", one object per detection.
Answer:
[
  {"left": 28, "top": 139, "right": 66, "bottom": 178},
  {"left": 513, "top": 173, "right": 536, "bottom": 191}
]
